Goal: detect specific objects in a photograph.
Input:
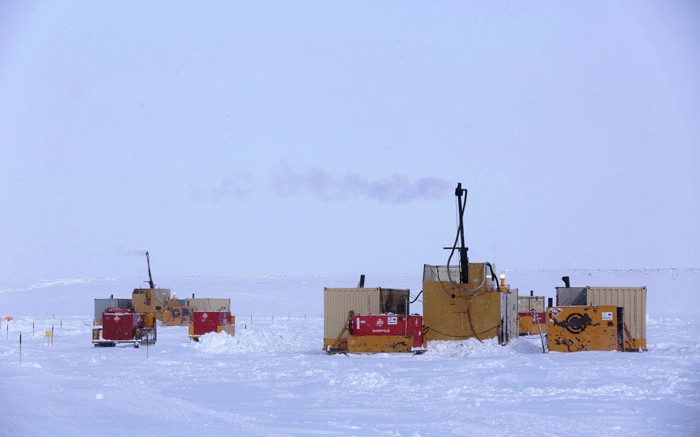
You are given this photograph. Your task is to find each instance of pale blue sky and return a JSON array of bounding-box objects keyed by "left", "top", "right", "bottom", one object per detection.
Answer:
[{"left": 1, "top": 1, "right": 699, "bottom": 281}]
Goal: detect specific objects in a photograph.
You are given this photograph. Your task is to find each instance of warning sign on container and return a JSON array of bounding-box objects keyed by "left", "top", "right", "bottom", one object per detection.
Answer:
[{"left": 602, "top": 312, "right": 613, "bottom": 321}]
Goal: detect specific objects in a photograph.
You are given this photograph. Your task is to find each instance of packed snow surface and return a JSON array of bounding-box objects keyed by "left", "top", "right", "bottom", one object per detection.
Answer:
[{"left": 1, "top": 269, "right": 699, "bottom": 436}]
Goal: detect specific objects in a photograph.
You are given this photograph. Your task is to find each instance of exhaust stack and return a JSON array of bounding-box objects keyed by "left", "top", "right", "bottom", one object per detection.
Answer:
[{"left": 562, "top": 276, "right": 571, "bottom": 288}]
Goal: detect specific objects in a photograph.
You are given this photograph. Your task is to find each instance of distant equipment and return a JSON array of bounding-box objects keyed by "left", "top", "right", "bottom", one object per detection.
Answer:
[{"left": 91, "top": 252, "right": 235, "bottom": 347}]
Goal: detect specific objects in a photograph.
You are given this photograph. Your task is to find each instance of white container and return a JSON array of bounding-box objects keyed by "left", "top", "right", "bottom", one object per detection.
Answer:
[
  {"left": 323, "top": 287, "right": 409, "bottom": 342},
  {"left": 585, "top": 286, "right": 647, "bottom": 349}
]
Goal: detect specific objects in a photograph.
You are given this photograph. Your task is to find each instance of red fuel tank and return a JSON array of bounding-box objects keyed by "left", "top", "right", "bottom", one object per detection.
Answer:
[
  {"left": 192, "top": 311, "right": 232, "bottom": 336},
  {"left": 350, "top": 314, "right": 424, "bottom": 348},
  {"left": 102, "top": 310, "right": 140, "bottom": 341}
]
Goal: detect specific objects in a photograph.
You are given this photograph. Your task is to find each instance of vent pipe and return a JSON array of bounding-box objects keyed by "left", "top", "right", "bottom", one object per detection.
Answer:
[{"left": 562, "top": 276, "right": 571, "bottom": 288}]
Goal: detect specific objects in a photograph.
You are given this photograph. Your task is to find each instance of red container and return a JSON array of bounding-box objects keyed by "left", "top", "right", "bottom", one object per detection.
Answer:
[
  {"left": 192, "top": 311, "right": 231, "bottom": 336},
  {"left": 102, "top": 310, "right": 139, "bottom": 341},
  {"left": 350, "top": 314, "right": 424, "bottom": 348}
]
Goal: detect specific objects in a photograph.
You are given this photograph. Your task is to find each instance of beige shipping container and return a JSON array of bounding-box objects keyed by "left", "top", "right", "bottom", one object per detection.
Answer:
[
  {"left": 585, "top": 286, "right": 647, "bottom": 351},
  {"left": 93, "top": 298, "right": 133, "bottom": 324},
  {"left": 186, "top": 298, "right": 231, "bottom": 312},
  {"left": 323, "top": 287, "right": 409, "bottom": 349},
  {"left": 518, "top": 296, "right": 545, "bottom": 313}
]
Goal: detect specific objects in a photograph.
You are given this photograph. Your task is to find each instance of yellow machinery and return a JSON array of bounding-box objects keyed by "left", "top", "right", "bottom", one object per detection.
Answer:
[
  {"left": 132, "top": 288, "right": 197, "bottom": 326},
  {"left": 130, "top": 252, "right": 231, "bottom": 326},
  {"left": 130, "top": 252, "right": 196, "bottom": 326},
  {"left": 422, "top": 183, "right": 517, "bottom": 345},
  {"left": 423, "top": 263, "right": 503, "bottom": 342},
  {"left": 556, "top": 277, "right": 647, "bottom": 351},
  {"left": 547, "top": 305, "right": 623, "bottom": 352}
]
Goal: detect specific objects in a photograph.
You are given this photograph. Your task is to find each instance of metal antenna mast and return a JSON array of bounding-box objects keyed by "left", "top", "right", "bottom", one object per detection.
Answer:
[{"left": 145, "top": 251, "right": 155, "bottom": 289}]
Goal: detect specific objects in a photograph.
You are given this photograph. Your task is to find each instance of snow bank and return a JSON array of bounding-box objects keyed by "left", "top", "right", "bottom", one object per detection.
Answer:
[
  {"left": 193, "top": 320, "right": 318, "bottom": 355},
  {"left": 425, "top": 336, "right": 543, "bottom": 358}
]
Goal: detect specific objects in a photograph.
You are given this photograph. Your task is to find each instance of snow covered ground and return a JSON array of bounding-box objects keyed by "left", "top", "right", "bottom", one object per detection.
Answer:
[{"left": 1, "top": 269, "right": 699, "bottom": 436}]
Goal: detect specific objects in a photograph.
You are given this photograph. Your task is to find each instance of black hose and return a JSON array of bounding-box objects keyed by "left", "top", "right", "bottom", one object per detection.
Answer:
[
  {"left": 410, "top": 290, "right": 423, "bottom": 304},
  {"left": 444, "top": 192, "right": 474, "bottom": 291},
  {"left": 485, "top": 262, "right": 498, "bottom": 287}
]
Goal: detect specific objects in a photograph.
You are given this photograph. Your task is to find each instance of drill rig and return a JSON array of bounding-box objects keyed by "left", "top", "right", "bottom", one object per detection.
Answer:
[{"left": 422, "top": 183, "right": 518, "bottom": 345}]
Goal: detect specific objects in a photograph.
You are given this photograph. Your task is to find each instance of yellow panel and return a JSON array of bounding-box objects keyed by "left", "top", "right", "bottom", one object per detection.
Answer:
[
  {"left": 518, "top": 315, "right": 546, "bottom": 336},
  {"left": 132, "top": 288, "right": 171, "bottom": 315},
  {"left": 347, "top": 335, "right": 413, "bottom": 353},
  {"left": 143, "top": 312, "right": 156, "bottom": 328},
  {"left": 547, "top": 306, "right": 621, "bottom": 352},
  {"left": 423, "top": 277, "right": 501, "bottom": 342}
]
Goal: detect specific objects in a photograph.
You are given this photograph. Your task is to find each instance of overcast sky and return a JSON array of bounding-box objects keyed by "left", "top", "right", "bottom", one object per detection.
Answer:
[{"left": 1, "top": 1, "right": 699, "bottom": 282}]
